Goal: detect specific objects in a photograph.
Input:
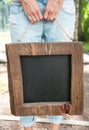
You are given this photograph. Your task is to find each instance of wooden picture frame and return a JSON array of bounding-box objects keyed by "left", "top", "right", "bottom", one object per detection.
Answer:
[{"left": 6, "top": 42, "right": 83, "bottom": 116}]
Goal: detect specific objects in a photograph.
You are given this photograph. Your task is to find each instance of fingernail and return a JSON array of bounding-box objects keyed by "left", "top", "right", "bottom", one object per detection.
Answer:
[
  {"left": 44, "top": 15, "right": 47, "bottom": 19},
  {"left": 44, "top": 13, "right": 47, "bottom": 19},
  {"left": 50, "top": 17, "right": 53, "bottom": 21},
  {"left": 40, "top": 16, "right": 43, "bottom": 19}
]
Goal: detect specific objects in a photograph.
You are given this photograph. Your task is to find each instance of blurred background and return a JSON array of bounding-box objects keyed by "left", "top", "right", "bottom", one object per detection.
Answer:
[{"left": 0, "top": 0, "right": 89, "bottom": 130}]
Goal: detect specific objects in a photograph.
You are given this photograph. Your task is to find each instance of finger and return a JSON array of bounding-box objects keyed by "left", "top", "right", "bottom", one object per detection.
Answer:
[
  {"left": 47, "top": 12, "right": 52, "bottom": 21},
  {"left": 28, "top": 13, "right": 37, "bottom": 23},
  {"left": 50, "top": 13, "right": 55, "bottom": 21},
  {"left": 47, "top": 7, "right": 55, "bottom": 20},
  {"left": 37, "top": 9, "right": 43, "bottom": 20},
  {"left": 44, "top": 11, "right": 49, "bottom": 19},
  {"left": 29, "top": 8, "right": 38, "bottom": 23},
  {"left": 22, "top": 4, "right": 34, "bottom": 23},
  {"left": 31, "top": 14, "right": 37, "bottom": 23},
  {"left": 44, "top": 2, "right": 56, "bottom": 20},
  {"left": 28, "top": 15, "right": 34, "bottom": 23},
  {"left": 47, "top": 8, "right": 55, "bottom": 21},
  {"left": 50, "top": 0, "right": 63, "bottom": 21},
  {"left": 53, "top": 13, "right": 58, "bottom": 20},
  {"left": 31, "top": 8, "right": 43, "bottom": 22},
  {"left": 51, "top": 7, "right": 60, "bottom": 21},
  {"left": 35, "top": 14, "right": 40, "bottom": 22}
]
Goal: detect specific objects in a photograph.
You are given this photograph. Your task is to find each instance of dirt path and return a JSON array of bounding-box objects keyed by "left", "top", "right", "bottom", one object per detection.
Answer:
[{"left": 0, "top": 121, "right": 89, "bottom": 130}]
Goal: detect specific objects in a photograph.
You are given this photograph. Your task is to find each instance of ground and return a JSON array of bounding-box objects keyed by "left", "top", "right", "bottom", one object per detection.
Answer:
[
  {"left": 0, "top": 63, "right": 89, "bottom": 130},
  {"left": 0, "top": 121, "right": 89, "bottom": 130}
]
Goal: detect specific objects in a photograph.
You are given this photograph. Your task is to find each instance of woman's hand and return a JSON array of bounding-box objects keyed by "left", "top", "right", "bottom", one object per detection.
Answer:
[
  {"left": 21, "top": 0, "right": 43, "bottom": 23},
  {"left": 44, "top": 0, "right": 63, "bottom": 21}
]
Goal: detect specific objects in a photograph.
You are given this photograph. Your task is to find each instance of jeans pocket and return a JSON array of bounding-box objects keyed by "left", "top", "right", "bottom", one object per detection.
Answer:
[
  {"left": 10, "top": 5, "right": 23, "bottom": 15},
  {"left": 9, "top": 5, "right": 24, "bottom": 24},
  {"left": 62, "top": 0, "right": 75, "bottom": 15}
]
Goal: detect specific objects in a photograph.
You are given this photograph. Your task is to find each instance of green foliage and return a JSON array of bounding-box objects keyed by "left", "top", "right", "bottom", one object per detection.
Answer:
[
  {"left": 83, "top": 42, "right": 89, "bottom": 52},
  {"left": 81, "top": 0, "right": 89, "bottom": 41},
  {"left": 7, "top": 0, "right": 12, "bottom": 4}
]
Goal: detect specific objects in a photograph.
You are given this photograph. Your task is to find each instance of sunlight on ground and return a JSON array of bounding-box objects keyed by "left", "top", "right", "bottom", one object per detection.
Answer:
[
  {"left": 0, "top": 64, "right": 8, "bottom": 93},
  {"left": 0, "top": 30, "right": 11, "bottom": 53},
  {"left": 0, "top": 30, "right": 11, "bottom": 44}
]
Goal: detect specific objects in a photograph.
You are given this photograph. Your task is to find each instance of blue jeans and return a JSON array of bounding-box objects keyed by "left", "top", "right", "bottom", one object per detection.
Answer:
[{"left": 9, "top": 0, "right": 75, "bottom": 127}]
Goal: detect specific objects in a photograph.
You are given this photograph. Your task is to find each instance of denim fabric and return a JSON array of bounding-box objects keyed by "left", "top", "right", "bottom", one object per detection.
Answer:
[
  {"left": 9, "top": 0, "right": 75, "bottom": 127},
  {"left": 20, "top": 116, "right": 36, "bottom": 127}
]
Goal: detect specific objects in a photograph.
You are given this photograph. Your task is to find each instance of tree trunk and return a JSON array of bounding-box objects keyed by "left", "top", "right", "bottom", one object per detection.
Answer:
[{"left": 74, "top": 0, "right": 82, "bottom": 41}]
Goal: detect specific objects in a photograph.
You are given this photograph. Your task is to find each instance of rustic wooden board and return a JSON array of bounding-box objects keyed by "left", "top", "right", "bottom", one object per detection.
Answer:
[{"left": 6, "top": 42, "right": 83, "bottom": 116}]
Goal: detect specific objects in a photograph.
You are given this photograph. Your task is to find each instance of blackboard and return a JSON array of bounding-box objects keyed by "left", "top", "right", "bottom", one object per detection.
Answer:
[
  {"left": 6, "top": 43, "right": 83, "bottom": 116},
  {"left": 20, "top": 55, "right": 71, "bottom": 103}
]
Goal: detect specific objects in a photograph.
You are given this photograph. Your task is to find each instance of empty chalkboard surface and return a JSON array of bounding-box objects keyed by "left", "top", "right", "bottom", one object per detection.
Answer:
[
  {"left": 6, "top": 43, "right": 83, "bottom": 116},
  {"left": 20, "top": 55, "right": 71, "bottom": 103}
]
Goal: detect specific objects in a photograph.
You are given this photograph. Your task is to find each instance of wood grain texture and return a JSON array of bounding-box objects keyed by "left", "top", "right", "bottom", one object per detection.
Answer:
[{"left": 6, "top": 42, "right": 83, "bottom": 116}]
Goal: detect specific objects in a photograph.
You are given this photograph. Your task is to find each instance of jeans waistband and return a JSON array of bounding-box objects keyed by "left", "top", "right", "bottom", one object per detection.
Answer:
[
  {"left": 11, "top": 0, "right": 74, "bottom": 6},
  {"left": 11, "top": 0, "right": 48, "bottom": 5},
  {"left": 37, "top": 0, "right": 48, "bottom": 4}
]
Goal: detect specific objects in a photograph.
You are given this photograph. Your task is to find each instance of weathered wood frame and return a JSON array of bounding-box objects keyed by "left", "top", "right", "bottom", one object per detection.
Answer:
[{"left": 6, "top": 42, "right": 83, "bottom": 116}]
